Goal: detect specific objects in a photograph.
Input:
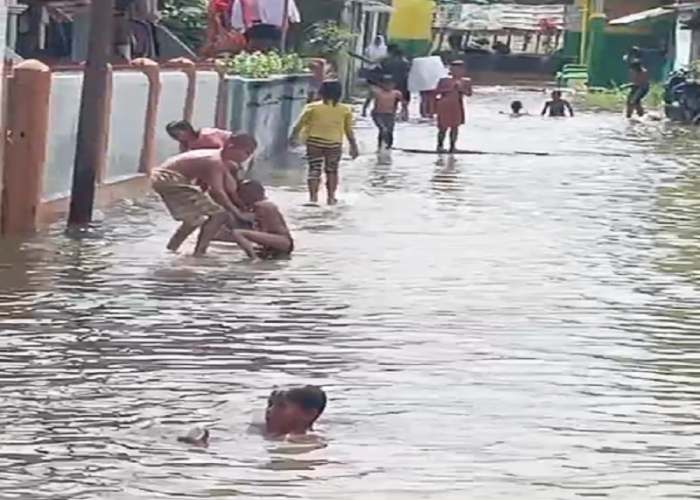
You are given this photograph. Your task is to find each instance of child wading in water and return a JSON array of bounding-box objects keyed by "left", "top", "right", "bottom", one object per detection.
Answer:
[
  {"left": 435, "top": 60, "right": 472, "bottom": 153},
  {"left": 290, "top": 80, "right": 359, "bottom": 205},
  {"left": 362, "top": 75, "right": 405, "bottom": 151},
  {"left": 626, "top": 61, "right": 649, "bottom": 118},
  {"left": 541, "top": 90, "right": 574, "bottom": 117}
]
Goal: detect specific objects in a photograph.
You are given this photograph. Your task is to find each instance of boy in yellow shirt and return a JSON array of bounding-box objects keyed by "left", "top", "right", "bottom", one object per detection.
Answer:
[{"left": 290, "top": 80, "right": 359, "bottom": 205}]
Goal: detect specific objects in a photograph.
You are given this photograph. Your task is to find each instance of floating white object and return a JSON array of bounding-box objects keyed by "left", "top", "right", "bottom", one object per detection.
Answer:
[
  {"left": 177, "top": 427, "right": 210, "bottom": 446},
  {"left": 408, "top": 56, "right": 449, "bottom": 93}
]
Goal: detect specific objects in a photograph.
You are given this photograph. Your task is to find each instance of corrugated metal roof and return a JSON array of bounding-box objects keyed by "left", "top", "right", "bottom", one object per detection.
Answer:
[
  {"left": 434, "top": 3, "right": 566, "bottom": 32},
  {"left": 608, "top": 2, "right": 700, "bottom": 26},
  {"left": 608, "top": 7, "right": 673, "bottom": 26}
]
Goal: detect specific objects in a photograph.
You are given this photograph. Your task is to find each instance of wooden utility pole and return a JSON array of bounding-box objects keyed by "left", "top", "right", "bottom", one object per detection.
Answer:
[
  {"left": 0, "top": 0, "right": 9, "bottom": 231},
  {"left": 67, "top": 0, "right": 114, "bottom": 230}
]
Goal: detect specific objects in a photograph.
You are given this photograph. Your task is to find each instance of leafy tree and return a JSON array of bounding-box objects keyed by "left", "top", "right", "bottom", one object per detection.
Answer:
[
  {"left": 161, "top": 0, "right": 208, "bottom": 50},
  {"left": 302, "top": 21, "right": 355, "bottom": 59}
]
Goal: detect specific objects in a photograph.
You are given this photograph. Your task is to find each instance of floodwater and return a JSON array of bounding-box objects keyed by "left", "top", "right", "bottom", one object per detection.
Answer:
[{"left": 1, "top": 89, "right": 700, "bottom": 500}]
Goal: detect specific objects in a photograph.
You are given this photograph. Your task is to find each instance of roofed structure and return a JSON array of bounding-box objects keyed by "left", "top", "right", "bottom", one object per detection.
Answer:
[{"left": 434, "top": 2, "right": 567, "bottom": 32}]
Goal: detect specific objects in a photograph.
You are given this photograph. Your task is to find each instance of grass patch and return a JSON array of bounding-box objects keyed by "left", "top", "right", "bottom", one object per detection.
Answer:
[{"left": 574, "top": 83, "right": 664, "bottom": 112}]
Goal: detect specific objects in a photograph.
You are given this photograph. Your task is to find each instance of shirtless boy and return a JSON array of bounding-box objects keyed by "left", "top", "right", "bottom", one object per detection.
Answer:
[
  {"left": 166, "top": 120, "right": 234, "bottom": 152},
  {"left": 363, "top": 75, "right": 405, "bottom": 150},
  {"left": 230, "top": 180, "right": 294, "bottom": 261},
  {"left": 150, "top": 133, "right": 257, "bottom": 255},
  {"left": 541, "top": 90, "right": 574, "bottom": 117},
  {"left": 176, "top": 385, "right": 327, "bottom": 447}
]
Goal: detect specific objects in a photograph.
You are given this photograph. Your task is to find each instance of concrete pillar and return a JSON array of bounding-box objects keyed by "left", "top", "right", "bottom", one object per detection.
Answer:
[
  {"left": 131, "top": 58, "right": 160, "bottom": 174},
  {"left": 2, "top": 60, "right": 51, "bottom": 235},
  {"left": 72, "top": 11, "right": 90, "bottom": 61},
  {"left": 370, "top": 11, "right": 379, "bottom": 43},
  {"left": 579, "top": 0, "right": 591, "bottom": 64},
  {"left": 6, "top": 0, "right": 27, "bottom": 50},
  {"left": 592, "top": 0, "right": 604, "bottom": 15},
  {"left": 356, "top": 10, "right": 367, "bottom": 58},
  {"left": 587, "top": 13, "right": 607, "bottom": 87}
]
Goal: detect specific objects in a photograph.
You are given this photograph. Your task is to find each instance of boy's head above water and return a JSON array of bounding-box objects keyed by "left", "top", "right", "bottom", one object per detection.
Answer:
[
  {"left": 510, "top": 100, "right": 523, "bottom": 113},
  {"left": 550, "top": 90, "right": 563, "bottom": 101},
  {"left": 265, "top": 385, "right": 327, "bottom": 436}
]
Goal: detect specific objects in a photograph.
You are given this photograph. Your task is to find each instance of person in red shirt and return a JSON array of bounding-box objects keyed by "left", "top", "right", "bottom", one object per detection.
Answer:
[
  {"left": 435, "top": 60, "right": 472, "bottom": 153},
  {"left": 201, "top": 0, "right": 246, "bottom": 57},
  {"left": 166, "top": 120, "right": 234, "bottom": 153}
]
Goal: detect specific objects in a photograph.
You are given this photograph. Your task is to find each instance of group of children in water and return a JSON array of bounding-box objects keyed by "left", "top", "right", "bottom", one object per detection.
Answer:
[
  {"left": 152, "top": 57, "right": 584, "bottom": 262},
  {"left": 506, "top": 90, "right": 575, "bottom": 118}
]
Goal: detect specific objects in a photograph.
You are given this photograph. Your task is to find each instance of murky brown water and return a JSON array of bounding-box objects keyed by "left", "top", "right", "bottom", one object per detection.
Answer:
[{"left": 2, "top": 89, "right": 700, "bottom": 500}]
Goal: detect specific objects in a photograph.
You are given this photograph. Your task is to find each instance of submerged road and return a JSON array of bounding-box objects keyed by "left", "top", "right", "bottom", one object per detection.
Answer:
[{"left": 1, "top": 88, "right": 700, "bottom": 499}]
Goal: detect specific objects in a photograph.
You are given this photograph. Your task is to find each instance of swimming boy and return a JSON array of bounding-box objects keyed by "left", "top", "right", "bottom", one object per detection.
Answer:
[
  {"left": 435, "top": 60, "right": 472, "bottom": 153},
  {"left": 626, "top": 61, "right": 649, "bottom": 118},
  {"left": 363, "top": 75, "right": 405, "bottom": 151},
  {"left": 166, "top": 120, "right": 233, "bottom": 152},
  {"left": 290, "top": 80, "right": 359, "bottom": 205},
  {"left": 265, "top": 385, "right": 327, "bottom": 438},
  {"left": 229, "top": 180, "right": 293, "bottom": 261},
  {"left": 541, "top": 90, "right": 574, "bottom": 117},
  {"left": 510, "top": 100, "right": 526, "bottom": 116},
  {"left": 150, "top": 133, "right": 257, "bottom": 255}
]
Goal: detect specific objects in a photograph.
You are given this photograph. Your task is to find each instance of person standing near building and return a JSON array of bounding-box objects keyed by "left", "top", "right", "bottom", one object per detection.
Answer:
[
  {"left": 365, "top": 35, "right": 388, "bottom": 68},
  {"left": 434, "top": 60, "right": 472, "bottom": 153},
  {"left": 380, "top": 44, "right": 411, "bottom": 120}
]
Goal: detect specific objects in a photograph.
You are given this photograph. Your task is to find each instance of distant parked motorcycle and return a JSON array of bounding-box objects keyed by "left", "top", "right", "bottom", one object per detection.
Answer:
[{"left": 663, "top": 69, "right": 700, "bottom": 124}]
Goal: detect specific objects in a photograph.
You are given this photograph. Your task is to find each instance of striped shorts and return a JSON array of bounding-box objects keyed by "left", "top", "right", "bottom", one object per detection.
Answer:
[{"left": 306, "top": 137, "right": 342, "bottom": 180}]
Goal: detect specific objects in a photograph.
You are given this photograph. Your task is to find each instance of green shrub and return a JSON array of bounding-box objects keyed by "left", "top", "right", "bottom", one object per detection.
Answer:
[
  {"left": 575, "top": 83, "right": 664, "bottom": 112},
  {"left": 217, "top": 52, "right": 309, "bottom": 78}
]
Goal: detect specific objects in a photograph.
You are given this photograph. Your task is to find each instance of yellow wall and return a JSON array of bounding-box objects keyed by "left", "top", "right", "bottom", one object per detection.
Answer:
[{"left": 387, "top": 0, "right": 435, "bottom": 41}]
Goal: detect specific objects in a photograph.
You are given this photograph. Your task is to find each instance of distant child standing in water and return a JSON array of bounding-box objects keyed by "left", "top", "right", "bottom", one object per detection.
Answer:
[
  {"left": 435, "top": 60, "right": 472, "bottom": 153},
  {"left": 541, "top": 90, "right": 574, "bottom": 117},
  {"left": 363, "top": 75, "right": 405, "bottom": 151},
  {"left": 626, "top": 61, "right": 649, "bottom": 118},
  {"left": 290, "top": 80, "right": 359, "bottom": 205}
]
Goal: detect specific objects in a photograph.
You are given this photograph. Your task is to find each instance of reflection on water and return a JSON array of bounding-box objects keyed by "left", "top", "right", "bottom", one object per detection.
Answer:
[{"left": 2, "top": 90, "right": 700, "bottom": 499}]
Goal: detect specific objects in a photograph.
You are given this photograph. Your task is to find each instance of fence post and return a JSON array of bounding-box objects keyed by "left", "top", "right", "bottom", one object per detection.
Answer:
[
  {"left": 165, "top": 57, "right": 196, "bottom": 122},
  {"left": 2, "top": 60, "right": 51, "bottom": 235},
  {"left": 131, "top": 58, "right": 160, "bottom": 175},
  {"left": 215, "top": 62, "right": 230, "bottom": 129}
]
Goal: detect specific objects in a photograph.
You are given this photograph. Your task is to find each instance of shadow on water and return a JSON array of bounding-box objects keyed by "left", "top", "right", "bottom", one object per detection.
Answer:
[{"left": 3, "top": 89, "right": 700, "bottom": 499}]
